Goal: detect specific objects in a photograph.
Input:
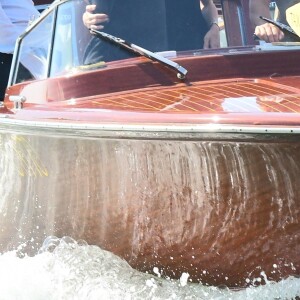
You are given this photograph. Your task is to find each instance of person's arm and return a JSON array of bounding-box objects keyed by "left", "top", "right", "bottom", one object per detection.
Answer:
[
  {"left": 200, "top": 0, "right": 220, "bottom": 49},
  {"left": 249, "top": 0, "right": 284, "bottom": 42},
  {"left": 82, "top": 4, "right": 109, "bottom": 30}
]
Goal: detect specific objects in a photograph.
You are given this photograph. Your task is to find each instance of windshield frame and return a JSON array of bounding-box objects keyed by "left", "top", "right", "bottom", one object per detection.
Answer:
[{"left": 7, "top": 0, "right": 66, "bottom": 87}]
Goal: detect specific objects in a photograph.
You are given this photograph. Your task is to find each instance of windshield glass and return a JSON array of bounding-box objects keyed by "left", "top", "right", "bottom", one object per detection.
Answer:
[
  {"left": 11, "top": 0, "right": 300, "bottom": 85},
  {"left": 83, "top": 1, "right": 215, "bottom": 64},
  {"left": 13, "top": 9, "right": 55, "bottom": 84}
]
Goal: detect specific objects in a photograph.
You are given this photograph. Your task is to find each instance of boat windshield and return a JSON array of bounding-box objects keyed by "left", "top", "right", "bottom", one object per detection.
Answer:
[
  {"left": 11, "top": 0, "right": 230, "bottom": 84},
  {"left": 9, "top": 0, "right": 300, "bottom": 85}
]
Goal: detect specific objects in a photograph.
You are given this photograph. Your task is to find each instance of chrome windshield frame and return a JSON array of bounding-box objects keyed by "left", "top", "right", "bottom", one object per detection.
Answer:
[{"left": 7, "top": 0, "right": 70, "bottom": 87}]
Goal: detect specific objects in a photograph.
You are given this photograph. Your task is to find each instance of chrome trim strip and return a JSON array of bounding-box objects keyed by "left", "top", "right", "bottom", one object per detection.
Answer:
[{"left": 0, "top": 117, "right": 299, "bottom": 135}]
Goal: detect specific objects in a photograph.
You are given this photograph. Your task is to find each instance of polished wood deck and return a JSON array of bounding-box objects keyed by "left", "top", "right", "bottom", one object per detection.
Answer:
[
  {"left": 5, "top": 49, "right": 300, "bottom": 128},
  {"left": 73, "top": 79, "right": 300, "bottom": 114}
]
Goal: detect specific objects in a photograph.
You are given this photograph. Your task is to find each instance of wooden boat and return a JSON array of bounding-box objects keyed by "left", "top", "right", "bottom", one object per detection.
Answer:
[{"left": 0, "top": 0, "right": 299, "bottom": 288}]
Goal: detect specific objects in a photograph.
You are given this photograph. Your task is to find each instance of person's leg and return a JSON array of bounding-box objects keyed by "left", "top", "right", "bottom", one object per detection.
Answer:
[{"left": 0, "top": 53, "right": 13, "bottom": 101}]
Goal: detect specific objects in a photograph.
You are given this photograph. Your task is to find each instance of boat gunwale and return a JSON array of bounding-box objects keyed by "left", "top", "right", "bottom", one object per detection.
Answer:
[{"left": 0, "top": 115, "right": 300, "bottom": 136}]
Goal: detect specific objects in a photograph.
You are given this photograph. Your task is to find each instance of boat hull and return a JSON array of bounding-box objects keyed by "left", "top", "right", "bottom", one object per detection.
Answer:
[{"left": 0, "top": 125, "right": 299, "bottom": 287}]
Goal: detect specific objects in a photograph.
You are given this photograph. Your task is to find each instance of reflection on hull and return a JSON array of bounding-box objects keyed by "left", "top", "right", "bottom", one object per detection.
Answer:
[{"left": 0, "top": 128, "right": 299, "bottom": 288}]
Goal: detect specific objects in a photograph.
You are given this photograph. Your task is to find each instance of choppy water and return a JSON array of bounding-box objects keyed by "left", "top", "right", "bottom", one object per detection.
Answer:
[{"left": 0, "top": 237, "right": 298, "bottom": 300}]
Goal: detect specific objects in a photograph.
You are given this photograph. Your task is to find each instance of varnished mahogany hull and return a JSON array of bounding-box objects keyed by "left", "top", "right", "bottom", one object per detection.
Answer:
[{"left": 0, "top": 127, "right": 299, "bottom": 288}]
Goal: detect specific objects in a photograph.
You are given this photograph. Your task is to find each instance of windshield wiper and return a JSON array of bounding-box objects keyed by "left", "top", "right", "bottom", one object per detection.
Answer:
[
  {"left": 259, "top": 16, "right": 300, "bottom": 40},
  {"left": 90, "top": 29, "right": 188, "bottom": 79}
]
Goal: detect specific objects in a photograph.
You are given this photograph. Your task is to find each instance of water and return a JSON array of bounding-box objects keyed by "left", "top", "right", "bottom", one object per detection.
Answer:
[
  {"left": 0, "top": 132, "right": 299, "bottom": 299},
  {"left": 0, "top": 237, "right": 298, "bottom": 300}
]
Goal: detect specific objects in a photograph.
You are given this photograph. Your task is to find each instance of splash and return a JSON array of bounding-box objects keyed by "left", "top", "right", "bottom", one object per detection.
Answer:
[{"left": 0, "top": 237, "right": 298, "bottom": 300}]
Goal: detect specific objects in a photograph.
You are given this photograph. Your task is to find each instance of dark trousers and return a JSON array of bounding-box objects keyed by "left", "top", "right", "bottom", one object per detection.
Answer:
[{"left": 0, "top": 53, "right": 13, "bottom": 101}]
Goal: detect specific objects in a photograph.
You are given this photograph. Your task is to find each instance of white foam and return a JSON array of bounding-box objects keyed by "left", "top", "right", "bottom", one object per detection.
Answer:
[{"left": 0, "top": 237, "right": 298, "bottom": 300}]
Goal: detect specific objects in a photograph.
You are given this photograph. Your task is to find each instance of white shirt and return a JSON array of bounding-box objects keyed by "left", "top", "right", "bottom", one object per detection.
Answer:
[{"left": 0, "top": 0, "right": 39, "bottom": 54}]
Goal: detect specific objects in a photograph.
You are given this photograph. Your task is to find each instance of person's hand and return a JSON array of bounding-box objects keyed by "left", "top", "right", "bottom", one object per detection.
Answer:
[
  {"left": 203, "top": 23, "right": 220, "bottom": 49},
  {"left": 254, "top": 23, "right": 284, "bottom": 43},
  {"left": 82, "top": 5, "right": 109, "bottom": 30}
]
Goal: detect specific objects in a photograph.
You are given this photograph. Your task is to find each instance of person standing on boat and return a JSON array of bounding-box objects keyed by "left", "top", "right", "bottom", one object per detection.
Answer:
[
  {"left": 0, "top": 0, "right": 39, "bottom": 101},
  {"left": 82, "top": 0, "right": 220, "bottom": 64},
  {"left": 250, "top": 0, "right": 300, "bottom": 42}
]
